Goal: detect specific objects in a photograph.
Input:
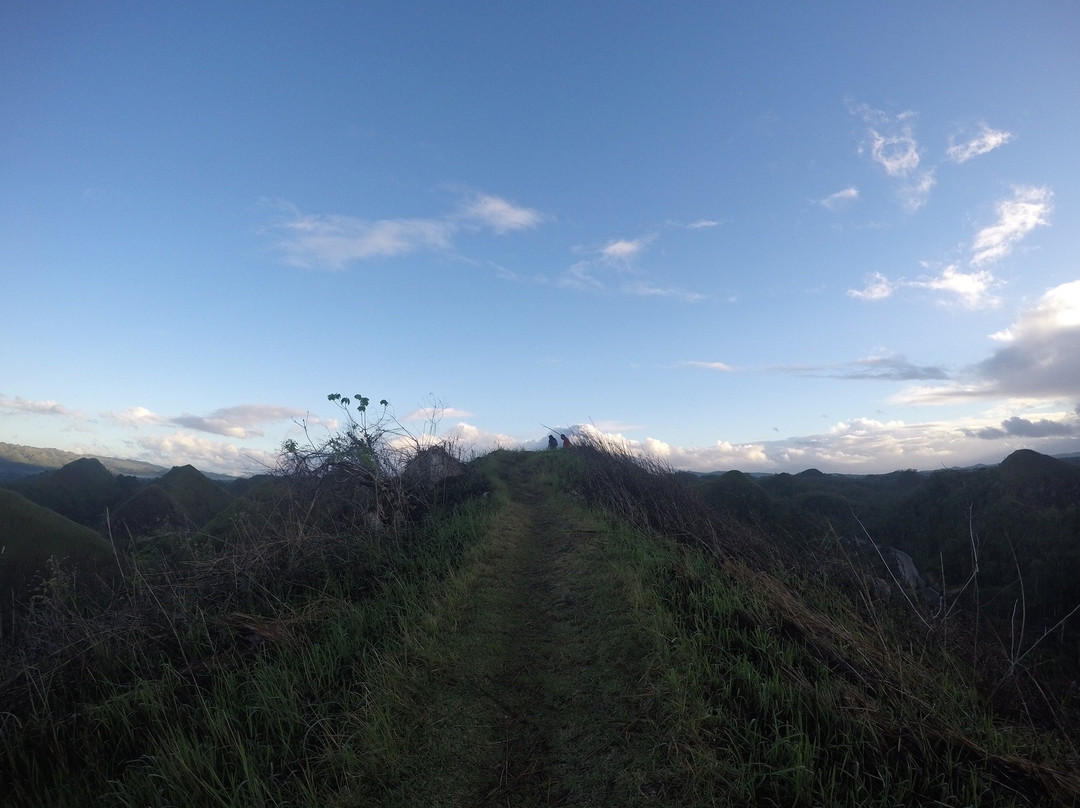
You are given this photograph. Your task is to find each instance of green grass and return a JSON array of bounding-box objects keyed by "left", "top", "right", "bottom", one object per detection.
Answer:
[
  {"left": 553, "top": 440, "right": 1080, "bottom": 806},
  {"left": 0, "top": 477, "right": 496, "bottom": 807}
]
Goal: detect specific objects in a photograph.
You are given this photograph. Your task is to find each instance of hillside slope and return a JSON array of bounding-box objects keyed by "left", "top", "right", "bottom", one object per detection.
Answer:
[{"left": 0, "top": 487, "right": 117, "bottom": 639}]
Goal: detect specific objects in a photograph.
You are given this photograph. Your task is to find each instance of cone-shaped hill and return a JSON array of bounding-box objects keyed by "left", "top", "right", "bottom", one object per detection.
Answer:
[
  {"left": 154, "top": 465, "right": 235, "bottom": 527},
  {"left": 9, "top": 457, "right": 138, "bottom": 526},
  {"left": 110, "top": 484, "right": 194, "bottom": 542},
  {"left": 995, "top": 448, "right": 1080, "bottom": 508}
]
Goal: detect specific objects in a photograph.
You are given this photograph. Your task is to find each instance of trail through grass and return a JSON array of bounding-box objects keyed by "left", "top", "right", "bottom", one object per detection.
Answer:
[{"left": 359, "top": 455, "right": 676, "bottom": 805}]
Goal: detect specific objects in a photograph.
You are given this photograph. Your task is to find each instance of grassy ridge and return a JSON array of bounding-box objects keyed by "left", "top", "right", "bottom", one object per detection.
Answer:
[{"left": 2, "top": 446, "right": 1079, "bottom": 806}]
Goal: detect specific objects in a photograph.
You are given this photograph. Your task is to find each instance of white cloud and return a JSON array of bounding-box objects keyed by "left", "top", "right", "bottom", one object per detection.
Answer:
[
  {"left": 677, "top": 360, "right": 737, "bottom": 372},
  {"left": 850, "top": 103, "right": 922, "bottom": 181},
  {"left": 0, "top": 394, "right": 74, "bottom": 417},
  {"left": 686, "top": 219, "right": 722, "bottom": 229},
  {"left": 169, "top": 405, "right": 306, "bottom": 439},
  {"left": 561, "top": 233, "right": 702, "bottom": 302},
  {"left": 896, "top": 281, "right": 1080, "bottom": 404},
  {"left": 851, "top": 186, "right": 1053, "bottom": 310},
  {"left": 559, "top": 261, "right": 604, "bottom": 291},
  {"left": 911, "top": 264, "right": 999, "bottom": 309},
  {"left": 458, "top": 193, "right": 543, "bottom": 233},
  {"left": 104, "top": 403, "right": 306, "bottom": 438},
  {"left": 402, "top": 406, "right": 475, "bottom": 422},
  {"left": 624, "top": 281, "right": 705, "bottom": 303},
  {"left": 970, "top": 186, "right": 1053, "bottom": 266},
  {"left": 272, "top": 212, "right": 454, "bottom": 268},
  {"left": 947, "top": 125, "right": 1013, "bottom": 163},
  {"left": 136, "top": 431, "right": 278, "bottom": 475},
  {"left": 899, "top": 169, "right": 936, "bottom": 212},
  {"left": 601, "top": 238, "right": 647, "bottom": 262},
  {"left": 103, "top": 406, "right": 167, "bottom": 427},
  {"left": 819, "top": 187, "right": 858, "bottom": 209},
  {"left": 848, "top": 272, "right": 897, "bottom": 301},
  {"left": 868, "top": 127, "right": 921, "bottom": 177},
  {"left": 267, "top": 192, "right": 542, "bottom": 270}
]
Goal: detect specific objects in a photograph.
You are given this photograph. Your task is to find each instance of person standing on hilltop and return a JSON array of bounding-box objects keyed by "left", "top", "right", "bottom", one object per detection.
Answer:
[
  {"left": 561, "top": 433, "right": 571, "bottom": 448},
  {"left": 547, "top": 434, "right": 558, "bottom": 450}
]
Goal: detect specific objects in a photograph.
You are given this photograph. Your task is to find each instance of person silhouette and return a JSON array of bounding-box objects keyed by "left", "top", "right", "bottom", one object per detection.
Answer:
[
  {"left": 547, "top": 434, "right": 558, "bottom": 450},
  {"left": 561, "top": 433, "right": 570, "bottom": 448}
]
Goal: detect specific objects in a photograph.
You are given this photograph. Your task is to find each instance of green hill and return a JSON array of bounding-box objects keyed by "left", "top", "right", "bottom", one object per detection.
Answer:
[
  {"left": 110, "top": 484, "right": 193, "bottom": 542},
  {"left": 7, "top": 457, "right": 139, "bottom": 527},
  {"left": 0, "top": 487, "right": 113, "bottom": 568},
  {"left": 203, "top": 475, "right": 291, "bottom": 543},
  {"left": 0, "top": 487, "right": 117, "bottom": 636},
  {"left": 155, "top": 465, "right": 235, "bottom": 527}
]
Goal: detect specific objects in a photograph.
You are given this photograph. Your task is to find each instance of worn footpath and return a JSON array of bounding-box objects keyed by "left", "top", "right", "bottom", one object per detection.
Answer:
[{"left": 364, "top": 461, "right": 677, "bottom": 806}]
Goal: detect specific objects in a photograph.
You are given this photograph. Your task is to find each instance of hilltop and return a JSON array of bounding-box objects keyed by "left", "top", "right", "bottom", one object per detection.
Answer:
[{"left": 2, "top": 442, "right": 1079, "bottom": 806}]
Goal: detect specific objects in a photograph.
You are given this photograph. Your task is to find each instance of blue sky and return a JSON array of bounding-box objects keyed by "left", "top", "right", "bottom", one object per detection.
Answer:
[{"left": 3, "top": 2, "right": 1079, "bottom": 475}]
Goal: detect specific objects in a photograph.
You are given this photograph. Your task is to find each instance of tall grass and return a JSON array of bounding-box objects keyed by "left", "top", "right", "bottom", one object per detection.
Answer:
[
  {"left": 553, "top": 437, "right": 1080, "bottom": 806},
  {"left": 0, "top": 461, "right": 495, "bottom": 807}
]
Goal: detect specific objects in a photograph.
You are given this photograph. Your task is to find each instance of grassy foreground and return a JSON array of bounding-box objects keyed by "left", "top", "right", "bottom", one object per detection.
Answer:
[{"left": 2, "top": 446, "right": 1079, "bottom": 806}]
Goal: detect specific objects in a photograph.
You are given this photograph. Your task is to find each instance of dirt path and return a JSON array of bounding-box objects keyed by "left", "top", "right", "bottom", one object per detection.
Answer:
[{"left": 368, "top": 462, "right": 673, "bottom": 806}]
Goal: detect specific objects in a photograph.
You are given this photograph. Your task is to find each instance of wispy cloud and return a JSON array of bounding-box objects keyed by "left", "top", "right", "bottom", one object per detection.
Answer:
[
  {"left": 105, "top": 403, "right": 307, "bottom": 439},
  {"left": 843, "top": 355, "right": 949, "bottom": 381},
  {"left": 850, "top": 265, "right": 998, "bottom": 309},
  {"left": 0, "top": 394, "right": 75, "bottom": 417},
  {"left": 170, "top": 405, "right": 307, "bottom": 439},
  {"left": 849, "top": 186, "right": 1051, "bottom": 309},
  {"left": 970, "top": 186, "right": 1053, "bottom": 266},
  {"left": 899, "top": 170, "right": 936, "bottom": 213},
  {"left": 677, "top": 360, "right": 737, "bottom": 372},
  {"left": 402, "top": 406, "right": 475, "bottom": 422},
  {"left": 852, "top": 104, "right": 939, "bottom": 212},
  {"left": 910, "top": 264, "right": 999, "bottom": 309},
  {"left": 560, "top": 232, "right": 702, "bottom": 302},
  {"left": 457, "top": 193, "right": 544, "bottom": 233},
  {"left": 850, "top": 103, "right": 921, "bottom": 177},
  {"left": 849, "top": 105, "right": 1014, "bottom": 214},
  {"left": 601, "top": 237, "right": 650, "bottom": 264},
  {"left": 686, "top": 219, "right": 722, "bottom": 229},
  {"left": 625, "top": 282, "right": 705, "bottom": 303},
  {"left": 819, "top": 186, "right": 858, "bottom": 210},
  {"left": 848, "top": 272, "right": 897, "bottom": 301},
  {"left": 776, "top": 354, "right": 948, "bottom": 382},
  {"left": 947, "top": 124, "right": 1013, "bottom": 163},
  {"left": 103, "top": 406, "right": 167, "bottom": 428},
  {"left": 868, "top": 127, "right": 921, "bottom": 177},
  {"left": 266, "top": 192, "right": 542, "bottom": 270}
]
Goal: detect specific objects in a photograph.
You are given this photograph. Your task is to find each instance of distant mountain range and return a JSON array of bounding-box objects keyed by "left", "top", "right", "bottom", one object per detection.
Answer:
[{"left": 0, "top": 441, "right": 238, "bottom": 481}]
